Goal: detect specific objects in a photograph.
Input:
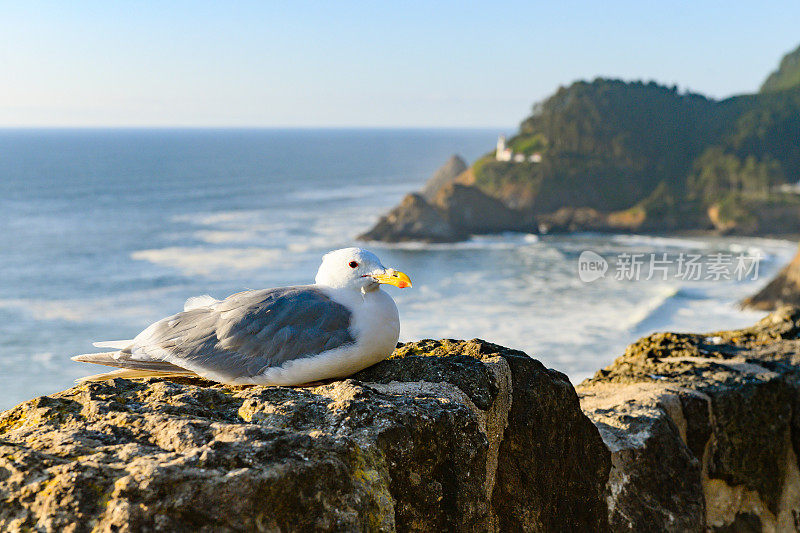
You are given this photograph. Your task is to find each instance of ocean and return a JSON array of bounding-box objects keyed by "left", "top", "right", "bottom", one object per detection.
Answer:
[{"left": 0, "top": 128, "right": 795, "bottom": 410}]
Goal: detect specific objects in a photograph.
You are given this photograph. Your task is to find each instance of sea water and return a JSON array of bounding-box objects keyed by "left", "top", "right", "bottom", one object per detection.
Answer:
[{"left": 0, "top": 128, "right": 795, "bottom": 409}]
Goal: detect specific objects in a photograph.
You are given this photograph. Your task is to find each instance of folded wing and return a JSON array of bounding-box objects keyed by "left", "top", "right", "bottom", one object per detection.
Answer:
[{"left": 112, "top": 286, "right": 355, "bottom": 382}]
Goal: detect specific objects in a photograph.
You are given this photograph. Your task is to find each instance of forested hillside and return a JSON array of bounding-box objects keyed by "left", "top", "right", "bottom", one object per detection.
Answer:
[
  {"left": 362, "top": 43, "right": 800, "bottom": 242},
  {"left": 467, "top": 46, "right": 800, "bottom": 232},
  {"left": 761, "top": 43, "right": 800, "bottom": 93}
]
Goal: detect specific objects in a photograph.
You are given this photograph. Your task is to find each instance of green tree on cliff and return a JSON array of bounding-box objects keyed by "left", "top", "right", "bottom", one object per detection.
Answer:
[{"left": 469, "top": 44, "right": 800, "bottom": 230}]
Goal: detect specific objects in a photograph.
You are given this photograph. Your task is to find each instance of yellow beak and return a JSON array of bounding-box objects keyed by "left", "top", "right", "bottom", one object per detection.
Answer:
[{"left": 372, "top": 269, "right": 412, "bottom": 289}]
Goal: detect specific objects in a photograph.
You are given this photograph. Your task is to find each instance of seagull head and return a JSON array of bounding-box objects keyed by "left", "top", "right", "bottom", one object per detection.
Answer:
[{"left": 315, "top": 247, "right": 412, "bottom": 292}]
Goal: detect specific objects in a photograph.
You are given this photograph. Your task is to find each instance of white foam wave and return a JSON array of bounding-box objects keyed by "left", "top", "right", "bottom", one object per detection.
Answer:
[
  {"left": 726, "top": 242, "right": 796, "bottom": 265},
  {"left": 31, "top": 352, "right": 55, "bottom": 364},
  {"left": 0, "top": 294, "right": 164, "bottom": 324},
  {"left": 365, "top": 233, "right": 539, "bottom": 252},
  {"left": 132, "top": 247, "right": 282, "bottom": 276},
  {"left": 172, "top": 210, "right": 260, "bottom": 226},
  {"left": 611, "top": 234, "right": 711, "bottom": 250},
  {"left": 622, "top": 285, "right": 681, "bottom": 332},
  {"left": 194, "top": 230, "right": 259, "bottom": 244},
  {"left": 0, "top": 299, "right": 88, "bottom": 322}
]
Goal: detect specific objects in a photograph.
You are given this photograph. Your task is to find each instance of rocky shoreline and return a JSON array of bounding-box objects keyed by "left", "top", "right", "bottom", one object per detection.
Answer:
[
  {"left": 742, "top": 245, "right": 800, "bottom": 311},
  {"left": 358, "top": 155, "right": 534, "bottom": 243},
  {"left": 361, "top": 47, "right": 800, "bottom": 245},
  {"left": 5, "top": 308, "right": 800, "bottom": 530},
  {"left": 358, "top": 154, "right": 800, "bottom": 244}
]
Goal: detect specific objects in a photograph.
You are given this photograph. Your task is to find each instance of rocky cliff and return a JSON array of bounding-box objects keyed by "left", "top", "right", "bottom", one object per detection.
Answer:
[
  {"left": 742, "top": 245, "right": 800, "bottom": 311},
  {"left": 358, "top": 157, "right": 528, "bottom": 242},
  {"left": 579, "top": 306, "right": 800, "bottom": 531},
  {"left": 360, "top": 44, "right": 800, "bottom": 243},
  {"left": 419, "top": 155, "right": 467, "bottom": 201},
  {"left": 7, "top": 310, "right": 800, "bottom": 531},
  {"left": 0, "top": 340, "right": 609, "bottom": 532}
]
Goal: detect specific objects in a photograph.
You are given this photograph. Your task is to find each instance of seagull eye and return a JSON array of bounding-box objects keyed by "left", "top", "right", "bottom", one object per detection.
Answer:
[{"left": 348, "top": 261, "right": 359, "bottom": 269}]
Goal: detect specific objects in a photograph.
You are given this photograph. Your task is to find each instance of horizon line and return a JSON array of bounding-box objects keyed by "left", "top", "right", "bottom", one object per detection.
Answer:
[{"left": 0, "top": 125, "right": 514, "bottom": 131}]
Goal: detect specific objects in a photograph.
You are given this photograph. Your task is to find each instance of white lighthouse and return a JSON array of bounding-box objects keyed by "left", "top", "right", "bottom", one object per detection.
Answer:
[{"left": 496, "top": 135, "right": 512, "bottom": 161}]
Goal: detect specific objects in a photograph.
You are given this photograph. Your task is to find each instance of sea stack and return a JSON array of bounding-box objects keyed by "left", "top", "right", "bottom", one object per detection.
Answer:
[
  {"left": 358, "top": 155, "right": 527, "bottom": 243},
  {"left": 419, "top": 154, "right": 468, "bottom": 201}
]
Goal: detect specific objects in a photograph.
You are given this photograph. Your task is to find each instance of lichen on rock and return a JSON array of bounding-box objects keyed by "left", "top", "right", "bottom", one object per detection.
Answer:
[
  {"left": 0, "top": 339, "right": 610, "bottom": 532},
  {"left": 10, "top": 308, "right": 800, "bottom": 531},
  {"left": 579, "top": 305, "right": 800, "bottom": 531}
]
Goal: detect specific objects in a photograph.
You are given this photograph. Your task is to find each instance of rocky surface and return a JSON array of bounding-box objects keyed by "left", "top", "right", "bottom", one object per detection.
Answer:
[
  {"left": 430, "top": 183, "right": 525, "bottom": 235},
  {"left": 358, "top": 184, "right": 526, "bottom": 243},
  {"left": 359, "top": 154, "right": 530, "bottom": 243},
  {"left": 419, "top": 155, "right": 467, "bottom": 201},
  {"left": 579, "top": 306, "right": 800, "bottom": 531},
  {"left": 9, "top": 307, "right": 800, "bottom": 531},
  {"left": 0, "top": 339, "right": 610, "bottom": 532},
  {"left": 357, "top": 155, "right": 536, "bottom": 242},
  {"left": 357, "top": 156, "right": 713, "bottom": 242},
  {"left": 536, "top": 207, "right": 614, "bottom": 234},
  {"left": 742, "top": 245, "right": 800, "bottom": 311},
  {"left": 357, "top": 192, "right": 466, "bottom": 243}
]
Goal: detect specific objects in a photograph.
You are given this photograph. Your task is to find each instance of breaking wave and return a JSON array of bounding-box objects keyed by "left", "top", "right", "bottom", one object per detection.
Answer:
[{"left": 131, "top": 247, "right": 283, "bottom": 277}]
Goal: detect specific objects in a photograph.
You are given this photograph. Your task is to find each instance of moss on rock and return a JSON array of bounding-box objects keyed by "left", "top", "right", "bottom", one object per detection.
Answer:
[{"left": 0, "top": 340, "right": 610, "bottom": 532}]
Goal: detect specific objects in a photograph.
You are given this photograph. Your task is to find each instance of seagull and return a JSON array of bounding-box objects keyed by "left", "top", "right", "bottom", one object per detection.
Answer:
[{"left": 72, "top": 248, "right": 411, "bottom": 385}]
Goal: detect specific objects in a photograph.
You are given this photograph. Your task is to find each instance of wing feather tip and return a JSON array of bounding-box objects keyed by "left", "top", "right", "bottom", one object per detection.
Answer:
[
  {"left": 72, "top": 352, "right": 119, "bottom": 364},
  {"left": 184, "top": 295, "right": 219, "bottom": 311},
  {"left": 93, "top": 340, "right": 133, "bottom": 349}
]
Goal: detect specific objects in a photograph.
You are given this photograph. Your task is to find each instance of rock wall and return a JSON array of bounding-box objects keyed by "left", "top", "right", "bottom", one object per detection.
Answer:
[
  {"left": 0, "top": 340, "right": 609, "bottom": 532},
  {"left": 7, "top": 309, "right": 800, "bottom": 531},
  {"left": 579, "top": 306, "right": 800, "bottom": 531}
]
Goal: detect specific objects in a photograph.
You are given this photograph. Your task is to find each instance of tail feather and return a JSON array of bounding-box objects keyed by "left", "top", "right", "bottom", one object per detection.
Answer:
[
  {"left": 72, "top": 352, "right": 191, "bottom": 373},
  {"left": 76, "top": 368, "right": 196, "bottom": 383}
]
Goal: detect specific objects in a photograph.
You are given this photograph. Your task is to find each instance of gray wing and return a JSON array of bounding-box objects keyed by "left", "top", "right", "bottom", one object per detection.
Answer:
[{"left": 129, "top": 286, "right": 355, "bottom": 381}]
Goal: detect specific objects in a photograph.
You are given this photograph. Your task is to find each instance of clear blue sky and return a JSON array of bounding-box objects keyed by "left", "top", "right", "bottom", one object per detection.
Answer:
[{"left": 2, "top": 1, "right": 799, "bottom": 128}]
